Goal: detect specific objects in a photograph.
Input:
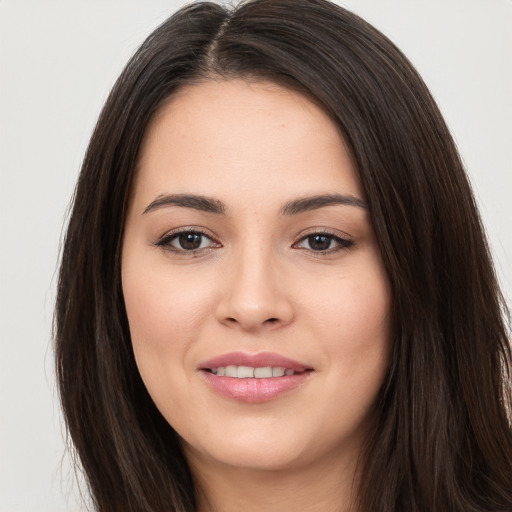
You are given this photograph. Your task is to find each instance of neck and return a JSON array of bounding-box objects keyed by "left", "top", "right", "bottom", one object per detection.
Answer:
[{"left": 186, "top": 445, "right": 362, "bottom": 512}]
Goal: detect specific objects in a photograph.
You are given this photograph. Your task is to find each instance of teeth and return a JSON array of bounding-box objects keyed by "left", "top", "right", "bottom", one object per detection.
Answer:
[
  {"left": 212, "top": 366, "right": 296, "bottom": 378},
  {"left": 225, "top": 365, "right": 238, "bottom": 377},
  {"left": 254, "top": 366, "right": 272, "bottom": 378},
  {"left": 237, "top": 365, "right": 254, "bottom": 378}
]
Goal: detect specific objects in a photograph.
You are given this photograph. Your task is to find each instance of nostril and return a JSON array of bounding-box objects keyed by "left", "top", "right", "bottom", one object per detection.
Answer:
[{"left": 226, "top": 317, "right": 278, "bottom": 323}]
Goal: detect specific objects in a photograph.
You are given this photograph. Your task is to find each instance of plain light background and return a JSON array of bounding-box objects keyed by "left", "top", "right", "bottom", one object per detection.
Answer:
[{"left": 1, "top": 1, "right": 511, "bottom": 510}]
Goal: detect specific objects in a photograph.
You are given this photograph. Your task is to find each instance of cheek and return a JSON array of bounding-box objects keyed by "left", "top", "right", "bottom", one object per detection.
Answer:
[
  {"left": 121, "top": 254, "right": 218, "bottom": 399},
  {"left": 121, "top": 259, "right": 218, "bottom": 424},
  {"left": 123, "top": 259, "right": 212, "bottom": 344},
  {"left": 313, "top": 255, "right": 390, "bottom": 326},
  {"left": 308, "top": 255, "right": 392, "bottom": 386},
  {"left": 332, "top": 282, "right": 390, "bottom": 351}
]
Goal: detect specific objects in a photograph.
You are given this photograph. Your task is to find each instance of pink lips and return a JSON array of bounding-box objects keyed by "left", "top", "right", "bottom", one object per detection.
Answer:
[{"left": 198, "top": 351, "right": 313, "bottom": 403}]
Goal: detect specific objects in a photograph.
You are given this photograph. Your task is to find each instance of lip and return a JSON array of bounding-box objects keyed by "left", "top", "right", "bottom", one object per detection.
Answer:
[
  {"left": 198, "top": 351, "right": 314, "bottom": 403},
  {"left": 199, "top": 351, "right": 310, "bottom": 371}
]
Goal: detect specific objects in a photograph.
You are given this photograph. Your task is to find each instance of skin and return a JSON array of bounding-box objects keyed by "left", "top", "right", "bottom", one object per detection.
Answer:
[{"left": 122, "top": 79, "right": 392, "bottom": 512}]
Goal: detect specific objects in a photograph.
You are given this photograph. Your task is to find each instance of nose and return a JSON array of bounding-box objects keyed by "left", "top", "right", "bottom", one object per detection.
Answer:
[{"left": 215, "top": 245, "right": 294, "bottom": 332}]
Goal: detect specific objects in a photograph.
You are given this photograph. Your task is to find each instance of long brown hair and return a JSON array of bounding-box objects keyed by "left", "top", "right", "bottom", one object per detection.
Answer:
[{"left": 55, "top": 1, "right": 512, "bottom": 510}]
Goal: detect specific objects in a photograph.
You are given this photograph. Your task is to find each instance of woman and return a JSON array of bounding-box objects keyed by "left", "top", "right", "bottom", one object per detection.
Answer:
[{"left": 55, "top": 0, "right": 512, "bottom": 511}]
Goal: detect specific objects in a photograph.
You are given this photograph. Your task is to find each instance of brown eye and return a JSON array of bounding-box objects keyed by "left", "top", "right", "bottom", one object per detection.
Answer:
[
  {"left": 295, "top": 232, "right": 354, "bottom": 254},
  {"left": 306, "top": 234, "right": 333, "bottom": 251},
  {"left": 176, "top": 232, "right": 204, "bottom": 250},
  {"left": 156, "top": 229, "right": 219, "bottom": 253}
]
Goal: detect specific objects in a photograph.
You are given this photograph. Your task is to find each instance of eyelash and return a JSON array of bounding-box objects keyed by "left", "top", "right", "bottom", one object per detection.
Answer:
[
  {"left": 154, "top": 228, "right": 354, "bottom": 256},
  {"left": 293, "top": 230, "right": 354, "bottom": 255},
  {"left": 154, "top": 227, "right": 220, "bottom": 256}
]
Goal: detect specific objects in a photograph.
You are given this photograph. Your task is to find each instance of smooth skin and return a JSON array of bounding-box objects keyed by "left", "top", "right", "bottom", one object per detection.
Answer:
[{"left": 122, "top": 79, "right": 392, "bottom": 512}]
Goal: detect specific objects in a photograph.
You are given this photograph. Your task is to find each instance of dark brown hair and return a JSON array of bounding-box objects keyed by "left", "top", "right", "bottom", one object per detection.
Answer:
[{"left": 55, "top": 1, "right": 512, "bottom": 511}]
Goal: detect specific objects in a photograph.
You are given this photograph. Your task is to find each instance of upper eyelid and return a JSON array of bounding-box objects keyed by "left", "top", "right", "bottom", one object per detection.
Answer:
[
  {"left": 155, "top": 227, "right": 353, "bottom": 255},
  {"left": 296, "top": 232, "right": 350, "bottom": 243},
  {"left": 157, "top": 227, "right": 351, "bottom": 241},
  {"left": 154, "top": 228, "right": 221, "bottom": 251},
  {"left": 294, "top": 227, "right": 353, "bottom": 242},
  {"left": 158, "top": 226, "right": 219, "bottom": 241},
  {"left": 293, "top": 232, "right": 353, "bottom": 249}
]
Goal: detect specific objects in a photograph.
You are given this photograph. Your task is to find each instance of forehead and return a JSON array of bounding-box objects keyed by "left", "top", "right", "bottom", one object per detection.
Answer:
[{"left": 133, "top": 79, "right": 363, "bottom": 211}]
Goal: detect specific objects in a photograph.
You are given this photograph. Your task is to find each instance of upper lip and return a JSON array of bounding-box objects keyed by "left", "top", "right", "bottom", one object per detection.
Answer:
[{"left": 199, "top": 351, "right": 312, "bottom": 371}]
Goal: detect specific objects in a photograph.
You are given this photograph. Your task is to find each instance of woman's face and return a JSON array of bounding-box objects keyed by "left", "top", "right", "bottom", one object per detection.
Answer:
[{"left": 122, "top": 79, "right": 392, "bottom": 473}]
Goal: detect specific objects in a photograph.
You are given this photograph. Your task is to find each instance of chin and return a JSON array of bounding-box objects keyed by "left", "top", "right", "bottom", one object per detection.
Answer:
[
  {"left": 185, "top": 440, "right": 307, "bottom": 472},
  {"left": 179, "top": 418, "right": 353, "bottom": 474}
]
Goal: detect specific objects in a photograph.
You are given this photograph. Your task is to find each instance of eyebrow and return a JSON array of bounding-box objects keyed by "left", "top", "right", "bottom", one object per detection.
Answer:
[
  {"left": 143, "top": 194, "right": 226, "bottom": 215},
  {"left": 142, "top": 192, "right": 367, "bottom": 216},
  {"left": 280, "top": 193, "right": 368, "bottom": 215}
]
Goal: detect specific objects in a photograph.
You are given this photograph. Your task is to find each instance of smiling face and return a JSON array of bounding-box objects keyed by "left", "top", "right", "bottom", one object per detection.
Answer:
[{"left": 121, "top": 79, "right": 392, "bottom": 476}]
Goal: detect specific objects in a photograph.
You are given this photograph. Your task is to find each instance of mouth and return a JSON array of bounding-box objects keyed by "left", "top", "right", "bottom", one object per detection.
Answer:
[
  {"left": 206, "top": 365, "right": 308, "bottom": 378},
  {"left": 198, "top": 352, "right": 314, "bottom": 403}
]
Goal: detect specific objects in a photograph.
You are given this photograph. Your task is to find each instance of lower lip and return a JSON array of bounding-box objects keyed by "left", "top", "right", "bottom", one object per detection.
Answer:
[{"left": 200, "top": 371, "right": 312, "bottom": 403}]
